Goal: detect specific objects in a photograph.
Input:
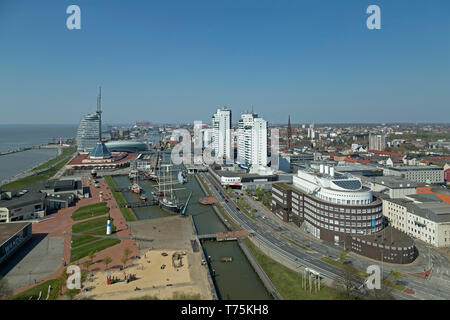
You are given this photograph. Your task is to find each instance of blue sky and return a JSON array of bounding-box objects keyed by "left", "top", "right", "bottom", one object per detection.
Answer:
[{"left": 0, "top": 0, "right": 449, "bottom": 125}]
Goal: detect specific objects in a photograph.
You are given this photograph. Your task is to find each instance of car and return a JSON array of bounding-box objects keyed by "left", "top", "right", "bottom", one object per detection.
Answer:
[
  {"left": 226, "top": 196, "right": 230, "bottom": 199},
  {"left": 236, "top": 207, "right": 240, "bottom": 211}
]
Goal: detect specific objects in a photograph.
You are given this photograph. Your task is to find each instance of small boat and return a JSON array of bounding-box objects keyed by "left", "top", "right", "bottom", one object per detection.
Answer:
[{"left": 220, "top": 257, "right": 233, "bottom": 262}]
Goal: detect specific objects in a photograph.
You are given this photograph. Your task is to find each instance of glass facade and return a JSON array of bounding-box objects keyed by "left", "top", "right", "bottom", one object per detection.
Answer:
[{"left": 76, "top": 112, "right": 101, "bottom": 152}]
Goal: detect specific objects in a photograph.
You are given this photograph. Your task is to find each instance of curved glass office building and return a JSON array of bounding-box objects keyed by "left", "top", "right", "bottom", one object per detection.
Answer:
[{"left": 76, "top": 112, "right": 101, "bottom": 152}]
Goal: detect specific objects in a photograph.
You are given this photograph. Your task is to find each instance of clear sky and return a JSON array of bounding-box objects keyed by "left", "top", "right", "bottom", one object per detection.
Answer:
[{"left": 0, "top": 0, "right": 449, "bottom": 125}]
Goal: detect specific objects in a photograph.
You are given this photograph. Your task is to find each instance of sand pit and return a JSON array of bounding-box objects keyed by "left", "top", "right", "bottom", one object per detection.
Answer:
[{"left": 78, "top": 249, "right": 211, "bottom": 300}]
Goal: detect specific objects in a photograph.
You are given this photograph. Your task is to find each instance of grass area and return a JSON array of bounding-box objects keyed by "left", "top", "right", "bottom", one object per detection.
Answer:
[
  {"left": 104, "top": 175, "right": 137, "bottom": 221},
  {"left": 196, "top": 174, "right": 241, "bottom": 231},
  {"left": 71, "top": 235, "right": 100, "bottom": 248},
  {"left": 71, "top": 202, "right": 109, "bottom": 221},
  {"left": 10, "top": 278, "right": 62, "bottom": 300},
  {"left": 72, "top": 216, "right": 112, "bottom": 234},
  {"left": 32, "top": 146, "right": 77, "bottom": 171},
  {"left": 70, "top": 238, "right": 121, "bottom": 262},
  {"left": 70, "top": 216, "right": 120, "bottom": 262},
  {"left": 1, "top": 146, "right": 76, "bottom": 190},
  {"left": 321, "top": 257, "right": 368, "bottom": 277},
  {"left": 280, "top": 235, "right": 310, "bottom": 251},
  {"left": 196, "top": 174, "right": 213, "bottom": 197},
  {"left": 244, "top": 238, "right": 347, "bottom": 300},
  {"left": 320, "top": 257, "right": 405, "bottom": 291}
]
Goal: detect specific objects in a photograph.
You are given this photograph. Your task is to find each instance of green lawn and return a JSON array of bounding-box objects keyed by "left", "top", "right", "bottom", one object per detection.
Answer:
[
  {"left": 71, "top": 235, "right": 100, "bottom": 248},
  {"left": 244, "top": 238, "right": 348, "bottom": 300},
  {"left": 1, "top": 146, "right": 76, "bottom": 190},
  {"left": 72, "top": 216, "right": 112, "bottom": 234},
  {"left": 280, "top": 235, "right": 310, "bottom": 251},
  {"left": 10, "top": 278, "right": 62, "bottom": 300},
  {"left": 32, "top": 146, "right": 76, "bottom": 171},
  {"left": 320, "top": 257, "right": 405, "bottom": 291},
  {"left": 70, "top": 216, "right": 120, "bottom": 262},
  {"left": 321, "top": 257, "right": 368, "bottom": 277},
  {"left": 71, "top": 202, "right": 110, "bottom": 221},
  {"left": 104, "top": 176, "right": 137, "bottom": 221},
  {"left": 70, "top": 238, "right": 121, "bottom": 262}
]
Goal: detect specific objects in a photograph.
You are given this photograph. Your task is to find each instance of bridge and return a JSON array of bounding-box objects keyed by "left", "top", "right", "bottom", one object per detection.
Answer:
[{"left": 198, "top": 230, "right": 249, "bottom": 242}]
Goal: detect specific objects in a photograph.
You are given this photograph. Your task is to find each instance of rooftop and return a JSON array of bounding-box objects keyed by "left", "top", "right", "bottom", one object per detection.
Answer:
[
  {"left": 386, "top": 165, "right": 442, "bottom": 171},
  {"left": 361, "top": 175, "right": 420, "bottom": 189},
  {"left": 0, "top": 222, "right": 31, "bottom": 245},
  {"left": 0, "top": 190, "right": 45, "bottom": 210}
]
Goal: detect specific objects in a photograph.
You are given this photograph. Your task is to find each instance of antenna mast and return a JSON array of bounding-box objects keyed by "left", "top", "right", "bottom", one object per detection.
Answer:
[{"left": 97, "top": 86, "right": 102, "bottom": 141}]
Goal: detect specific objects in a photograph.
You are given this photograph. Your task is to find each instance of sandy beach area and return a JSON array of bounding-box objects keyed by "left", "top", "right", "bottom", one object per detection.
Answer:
[{"left": 78, "top": 249, "right": 211, "bottom": 300}]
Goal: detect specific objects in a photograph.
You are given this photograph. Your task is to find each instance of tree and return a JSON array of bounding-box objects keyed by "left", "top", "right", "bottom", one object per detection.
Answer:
[
  {"left": 102, "top": 256, "right": 112, "bottom": 270},
  {"left": 332, "top": 266, "right": 362, "bottom": 299},
  {"left": 83, "top": 260, "right": 93, "bottom": 271},
  {"left": 87, "top": 251, "right": 96, "bottom": 263},
  {"left": 121, "top": 247, "right": 132, "bottom": 268},
  {"left": 389, "top": 270, "right": 403, "bottom": 282}
]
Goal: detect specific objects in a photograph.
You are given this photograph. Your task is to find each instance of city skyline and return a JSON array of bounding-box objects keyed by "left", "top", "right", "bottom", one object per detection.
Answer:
[{"left": 1, "top": 0, "right": 449, "bottom": 125}]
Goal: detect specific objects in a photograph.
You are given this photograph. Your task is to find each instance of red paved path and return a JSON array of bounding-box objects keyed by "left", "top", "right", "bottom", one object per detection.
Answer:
[{"left": 9, "top": 176, "right": 139, "bottom": 298}]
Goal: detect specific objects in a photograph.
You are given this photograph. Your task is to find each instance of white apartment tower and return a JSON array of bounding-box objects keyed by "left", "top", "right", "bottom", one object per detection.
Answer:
[
  {"left": 212, "top": 107, "right": 232, "bottom": 161},
  {"left": 369, "top": 133, "right": 386, "bottom": 151},
  {"left": 237, "top": 112, "right": 268, "bottom": 166}
]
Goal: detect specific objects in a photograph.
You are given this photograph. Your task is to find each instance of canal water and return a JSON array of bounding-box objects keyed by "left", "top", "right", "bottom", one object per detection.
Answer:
[{"left": 112, "top": 151, "right": 271, "bottom": 300}]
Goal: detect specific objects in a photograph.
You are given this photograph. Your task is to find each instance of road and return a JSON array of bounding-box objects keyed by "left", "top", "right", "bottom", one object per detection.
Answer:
[{"left": 200, "top": 172, "right": 450, "bottom": 300}]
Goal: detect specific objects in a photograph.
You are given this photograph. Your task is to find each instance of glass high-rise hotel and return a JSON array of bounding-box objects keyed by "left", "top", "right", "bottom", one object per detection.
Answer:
[{"left": 76, "top": 112, "right": 101, "bottom": 152}]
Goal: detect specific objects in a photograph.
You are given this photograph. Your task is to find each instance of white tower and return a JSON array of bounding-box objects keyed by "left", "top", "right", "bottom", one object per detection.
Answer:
[{"left": 106, "top": 214, "right": 112, "bottom": 235}]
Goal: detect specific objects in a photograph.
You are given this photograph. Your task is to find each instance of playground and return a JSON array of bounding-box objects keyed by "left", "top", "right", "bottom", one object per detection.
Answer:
[{"left": 78, "top": 249, "right": 211, "bottom": 300}]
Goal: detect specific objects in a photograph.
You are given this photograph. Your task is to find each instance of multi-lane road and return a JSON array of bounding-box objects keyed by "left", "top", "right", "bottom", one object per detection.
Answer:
[{"left": 200, "top": 172, "right": 450, "bottom": 300}]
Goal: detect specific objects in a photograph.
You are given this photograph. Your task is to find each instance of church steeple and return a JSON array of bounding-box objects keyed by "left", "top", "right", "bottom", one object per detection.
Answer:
[{"left": 287, "top": 115, "right": 292, "bottom": 151}]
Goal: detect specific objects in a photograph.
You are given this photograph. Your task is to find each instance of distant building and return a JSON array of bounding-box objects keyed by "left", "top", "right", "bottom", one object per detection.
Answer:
[
  {"left": 383, "top": 165, "right": 444, "bottom": 184},
  {"left": 212, "top": 107, "right": 232, "bottom": 161},
  {"left": 77, "top": 87, "right": 103, "bottom": 152},
  {"left": 237, "top": 112, "right": 268, "bottom": 166},
  {"left": 104, "top": 140, "right": 148, "bottom": 153},
  {"left": 369, "top": 133, "right": 386, "bottom": 151},
  {"left": 76, "top": 112, "right": 101, "bottom": 152}
]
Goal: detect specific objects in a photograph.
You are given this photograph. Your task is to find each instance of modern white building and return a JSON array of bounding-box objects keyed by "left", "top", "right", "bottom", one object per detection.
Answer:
[
  {"left": 369, "top": 133, "right": 386, "bottom": 151},
  {"left": 211, "top": 107, "right": 232, "bottom": 161},
  {"left": 76, "top": 112, "right": 101, "bottom": 152},
  {"left": 237, "top": 112, "right": 267, "bottom": 166}
]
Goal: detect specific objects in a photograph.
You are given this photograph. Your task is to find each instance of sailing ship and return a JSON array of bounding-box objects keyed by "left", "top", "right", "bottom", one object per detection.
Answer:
[{"left": 153, "top": 164, "right": 184, "bottom": 213}]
